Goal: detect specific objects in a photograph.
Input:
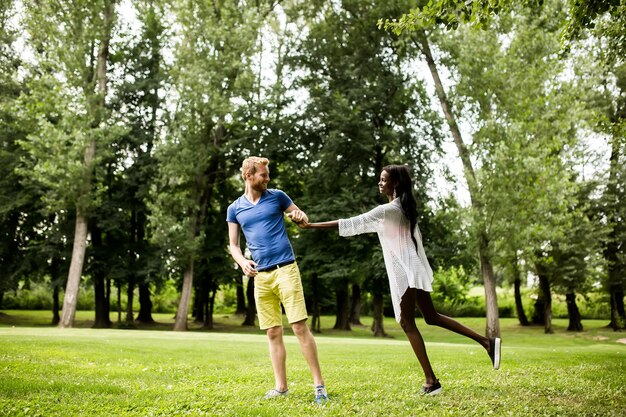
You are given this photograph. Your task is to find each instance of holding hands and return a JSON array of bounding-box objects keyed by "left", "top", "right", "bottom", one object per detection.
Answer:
[{"left": 287, "top": 209, "right": 310, "bottom": 228}]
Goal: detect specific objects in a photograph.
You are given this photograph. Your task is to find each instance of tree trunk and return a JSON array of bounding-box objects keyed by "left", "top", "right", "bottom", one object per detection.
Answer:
[
  {"left": 537, "top": 273, "right": 553, "bottom": 334},
  {"left": 204, "top": 287, "right": 216, "bottom": 329},
  {"left": 174, "top": 259, "right": 194, "bottom": 331},
  {"left": 106, "top": 277, "right": 111, "bottom": 320},
  {"left": 514, "top": 277, "right": 529, "bottom": 326},
  {"left": 480, "top": 235, "right": 501, "bottom": 337},
  {"left": 51, "top": 284, "right": 60, "bottom": 326},
  {"left": 333, "top": 282, "right": 351, "bottom": 330},
  {"left": 91, "top": 224, "right": 110, "bottom": 328},
  {"left": 371, "top": 291, "right": 386, "bottom": 337},
  {"left": 609, "top": 284, "right": 625, "bottom": 330},
  {"left": 125, "top": 276, "right": 135, "bottom": 325},
  {"left": 512, "top": 252, "right": 529, "bottom": 326},
  {"left": 416, "top": 33, "right": 500, "bottom": 337},
  {"left": 116, "top": 281, "right": 122, "bottom": 323},
  {"left": 350, "top": 283, "right": 363, "bottom": 326},
  {"left": 242, "top": 277, "right": 256, "bottom": 326},
  {"left": 566, "top": 292, "right": 583, "bottom": 331},
  {"left": 136, "top": 282, "right": 154, "bottom": 323},
  {"left": 193, "top": 275, "right": 206, "bottom": 323},
  {"left": 310, "top": 272, "right": 321, "bottom": 333},
  {"left": 603, "top": 138, "right": 625, "bottom": 331},
  {"left": 235, "top": 275, "right": 246, "bottom": 315},
  {"left": 59, "top": 210, "right": 90, "bottom": 328}
]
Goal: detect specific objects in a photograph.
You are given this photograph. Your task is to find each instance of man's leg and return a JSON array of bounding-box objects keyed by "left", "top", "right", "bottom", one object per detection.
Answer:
[
  {"left": 266, "top": 325, "right": 288, "bottom": 392},
  {"left": 291, "top": 319, "right": 324, "bottom": 387}
]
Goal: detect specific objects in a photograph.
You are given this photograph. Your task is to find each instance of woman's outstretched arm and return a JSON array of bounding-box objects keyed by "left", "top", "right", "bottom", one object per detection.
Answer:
[
  {"left": 305, "top": 220, "right": 339, "bottom": 229},
  {"left": 287, "top": 213, "right": 339, "bottom": 229}
]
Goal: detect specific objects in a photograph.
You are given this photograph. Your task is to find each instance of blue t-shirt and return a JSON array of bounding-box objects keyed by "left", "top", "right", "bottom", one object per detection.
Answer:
[{"left": 226, "top": 189, "right": 295, "bottom": 270}]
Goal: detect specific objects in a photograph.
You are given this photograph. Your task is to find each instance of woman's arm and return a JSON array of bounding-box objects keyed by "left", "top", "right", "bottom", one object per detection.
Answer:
[
  {"left": 305, "top": 220, "right": 339, "bottom": 229},
  {"left": 286, "top": 212, "right": 338, "bottom": 229}
]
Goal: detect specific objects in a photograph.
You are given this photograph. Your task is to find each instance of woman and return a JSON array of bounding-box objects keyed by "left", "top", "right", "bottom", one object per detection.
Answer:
[{"left": 296, "top": 165, "right": 501, "bottom": 395}]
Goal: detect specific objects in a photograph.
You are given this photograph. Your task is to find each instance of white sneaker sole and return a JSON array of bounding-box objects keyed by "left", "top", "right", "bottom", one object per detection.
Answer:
[{"left": 493, "top": 337, "right": 501, "bottom": 370}]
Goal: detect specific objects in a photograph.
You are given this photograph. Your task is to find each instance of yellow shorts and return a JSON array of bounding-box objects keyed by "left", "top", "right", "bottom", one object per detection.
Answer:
[{"left": 254, "top": 262, "right": 308, "bottom": 330}]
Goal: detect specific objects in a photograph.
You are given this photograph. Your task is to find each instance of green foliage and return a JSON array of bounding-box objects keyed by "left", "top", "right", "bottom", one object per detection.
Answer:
[{"left": 432, "top": 265, "right": 472, "bottom": 307}]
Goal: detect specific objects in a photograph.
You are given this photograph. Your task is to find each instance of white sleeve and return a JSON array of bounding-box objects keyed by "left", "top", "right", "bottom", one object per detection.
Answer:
[{"left": 339, "top": 205, "right": 385, "bottom": 237}]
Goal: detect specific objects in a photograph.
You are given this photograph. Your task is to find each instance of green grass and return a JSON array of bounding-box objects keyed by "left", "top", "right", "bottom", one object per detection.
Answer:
[{"left": 1, "top": 311, "right": 625, "bottom": 416}]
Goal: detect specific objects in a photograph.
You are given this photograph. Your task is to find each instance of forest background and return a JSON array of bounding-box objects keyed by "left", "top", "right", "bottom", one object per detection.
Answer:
[{"left": 1, "top": 0, "right": 625, "bottom": 338}]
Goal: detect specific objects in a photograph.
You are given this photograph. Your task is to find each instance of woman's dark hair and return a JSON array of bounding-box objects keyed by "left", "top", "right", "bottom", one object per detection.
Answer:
[{"left": 382, "top": 164, "right": 419, "bottom": 250}]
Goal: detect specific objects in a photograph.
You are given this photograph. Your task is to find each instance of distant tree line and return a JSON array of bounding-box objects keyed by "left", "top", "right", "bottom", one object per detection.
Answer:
[{"left": 0, "top": 0, "right": 624, "bottom": 336}]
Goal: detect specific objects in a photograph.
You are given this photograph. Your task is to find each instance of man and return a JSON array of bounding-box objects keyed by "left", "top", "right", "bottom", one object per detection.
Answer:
[{"left": 226, "top": 156, "right": 328, "bottom": 403}]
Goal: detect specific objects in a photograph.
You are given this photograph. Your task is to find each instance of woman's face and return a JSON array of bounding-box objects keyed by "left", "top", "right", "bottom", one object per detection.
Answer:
[{"left": 378, "top": 170, "right": 395, "bottom": 197}]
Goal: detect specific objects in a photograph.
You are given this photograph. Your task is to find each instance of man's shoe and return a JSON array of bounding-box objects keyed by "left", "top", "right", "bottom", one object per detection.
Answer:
[
  {"left": 263, "top": 389, "right": 288, "bottom": 399},
  {"left": 420, "top": 380, "right": 442, "bottom": 396},
  {"left": 489, "top": 337, "right": 501, "bottom": 370},
  {"left": 314, "top": 385, "right": 328, "bottom": 404}
]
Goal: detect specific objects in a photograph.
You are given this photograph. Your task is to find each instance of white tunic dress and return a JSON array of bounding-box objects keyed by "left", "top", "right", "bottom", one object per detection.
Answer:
[{"left": 338, "top": 198, "right": 433, "bottom": 323}]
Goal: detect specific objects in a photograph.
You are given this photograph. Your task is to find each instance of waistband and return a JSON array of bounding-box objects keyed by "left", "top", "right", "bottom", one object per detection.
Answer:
[{"left": 256, "top": 260, "right": 295, "bottom": 272}]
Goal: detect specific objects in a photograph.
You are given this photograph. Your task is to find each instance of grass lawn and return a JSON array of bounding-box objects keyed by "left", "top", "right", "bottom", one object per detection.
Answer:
[{"left": 1, "top": 311, "right": 625, "bottom": 416}]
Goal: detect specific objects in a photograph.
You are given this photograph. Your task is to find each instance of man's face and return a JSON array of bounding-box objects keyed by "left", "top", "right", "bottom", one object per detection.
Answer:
[{"left": 248, "top": 164, "right": 270, "bottom": 191}]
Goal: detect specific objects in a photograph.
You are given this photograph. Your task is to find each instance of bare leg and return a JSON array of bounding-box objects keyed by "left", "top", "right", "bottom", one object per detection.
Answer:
[
  {"left": 266, "top": 326, "right": 288, "bottom": 391},
  {"left": 415, "top": 289, "right": 490, "bottom": 351},
  {"left": 291, "top": 319, "right": 324, "bottom": 387},
  {"left": 400, "top": 288, "right": 438, "bottom": 386}
]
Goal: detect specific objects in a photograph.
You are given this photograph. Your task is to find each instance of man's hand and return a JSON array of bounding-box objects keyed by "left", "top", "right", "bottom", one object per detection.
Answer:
[
  {"left": 240, "top": 259, "right": 258, "bottom": 276},
  {"left": 287, "top": 210, "right": 309, "bottom": 226}
]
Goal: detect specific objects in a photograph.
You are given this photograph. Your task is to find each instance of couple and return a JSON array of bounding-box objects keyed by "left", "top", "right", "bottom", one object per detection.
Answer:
[{"left": 226, "top": 156, "right": 501, "bottom": 402}]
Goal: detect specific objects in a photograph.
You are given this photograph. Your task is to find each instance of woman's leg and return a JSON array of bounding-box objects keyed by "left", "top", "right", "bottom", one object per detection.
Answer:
[
  {"left": 415, "top": 289, "right": 489, "bottom": 350},
  {"left": 400, "top": 288, "right": 437, "bottom": 386}
]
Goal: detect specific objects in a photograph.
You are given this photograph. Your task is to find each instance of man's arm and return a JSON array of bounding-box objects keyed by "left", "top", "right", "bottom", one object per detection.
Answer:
[{"left": 228, "top": 222, "right": 257, "bottom": 276}]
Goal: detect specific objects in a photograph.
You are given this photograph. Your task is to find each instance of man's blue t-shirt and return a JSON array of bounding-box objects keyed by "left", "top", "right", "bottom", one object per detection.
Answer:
[{"left": 226, "top": 189, "right": 295, "bottom": 270}]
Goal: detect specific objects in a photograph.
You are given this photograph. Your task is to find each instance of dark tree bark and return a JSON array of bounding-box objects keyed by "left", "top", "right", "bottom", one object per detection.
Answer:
[
  {"left": 512, "top": 253, "right": 529, "bottom": 326},
  {"left": 537, "top": 273, "right": 553, "bottom": 334},
  {"left": 50, "top": 255, "right": 61, "bottom": 326},
  {"left": 514, "top": 277, "right": 529, "bottom": 326},
  {"left": 566, "top": 292, "right": 583, "bottom": 331},
  {"left": 371, "top": 291, "right": 387, "bottom": 337},
  {"left": 350, "top": 283, "right": 363, "bottom": 326},
  {"left": 116, "top": 281, "right": 122, "bottom": 323},
  {"left": 609, "top": 284, "right": 625, "bottom": 330},
  {"left": 136, "top": 282, "right": 154, "bottom": 323},
  {"left": 125, "top": 276, "right": 135, "bottom": 325},
  {"left": 235, "top": 275, "right": 246, "bottom": 315},
  {"left": 602, "top": 134, "right": 626, "bottom": 331},
  {"left": 204, "top": 286, "right": 216, "bottom": 329},
  {"left": 333, "top": 282, "right": 351, "bottom": 330},
  {"left": 242, "top": 277, "right": 256, "bottom": 326},
  {"left": 91, "top": 224, "right": 111, "bottom": 328},
  {"left": 310, "top": 273, "right": 321, "bottom": 333},
  {"left": 193, "top": 273, "right": 207, "bottom": 324},
  {"left": 134, "top": 207, "right": 153, "bottom": 324},
  {"left": 52, "top": 283, "right": 60, "bottom": 326}
]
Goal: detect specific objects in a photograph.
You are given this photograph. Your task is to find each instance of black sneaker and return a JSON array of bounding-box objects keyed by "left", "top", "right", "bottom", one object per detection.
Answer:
[
  {"left": 420, "top": 380, "right": 442, "bottom": 396},
  {"left": 489, "top": 337, "right": 501, "bottom": 370}
]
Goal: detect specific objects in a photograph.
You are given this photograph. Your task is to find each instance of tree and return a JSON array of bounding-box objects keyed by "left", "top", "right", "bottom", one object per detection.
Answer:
[
  {"left": 20, "top": 0, "right": 121, "bottom": 328},
  {"left": 290, "top": 0, "right": 443, "bottom": 333},
  {"left": 0, "top": 0, "right": 28, "bottom": 308},
  {"left": 406, "top": 0, "right": 603, "bottom": 334},
  {"left": 150, "top": 0, "right": 270, "bottom": 331},
  {"left": 103, "top": 0, "right": 168, "bottom": 326}
]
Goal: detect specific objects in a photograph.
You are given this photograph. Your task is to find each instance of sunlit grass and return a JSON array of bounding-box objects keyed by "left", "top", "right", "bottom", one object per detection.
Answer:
[{"left": 1, "top": 311, "right": 625, "bottom": 416}]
